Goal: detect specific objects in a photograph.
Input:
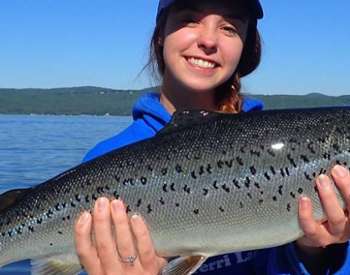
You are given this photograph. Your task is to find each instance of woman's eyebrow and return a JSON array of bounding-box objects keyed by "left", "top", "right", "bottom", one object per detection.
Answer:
[
  {"left": 227, "top": 17, "right": 247, "bottom": 26},
  {"left": 223, "top": 12, "right": 247, "bottom": 21}
]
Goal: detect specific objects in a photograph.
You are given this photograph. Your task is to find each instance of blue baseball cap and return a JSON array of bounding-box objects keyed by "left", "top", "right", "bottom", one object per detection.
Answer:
[{"left": 156, "top": 0, "right": 264, "bottom": 22}]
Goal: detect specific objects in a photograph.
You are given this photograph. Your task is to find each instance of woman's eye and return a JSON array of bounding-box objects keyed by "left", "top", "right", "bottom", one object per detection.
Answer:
[
  {"left": 222, "top": 26, "right": 238, "bottom": 36},
  {"left": 182, "top": 17, "right": 198, "bottom": 26}
]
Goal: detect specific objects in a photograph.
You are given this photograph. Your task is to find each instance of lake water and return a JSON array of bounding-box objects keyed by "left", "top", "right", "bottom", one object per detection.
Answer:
[{"left": 0, "top": 114, "right": 132, "bottom": 274}]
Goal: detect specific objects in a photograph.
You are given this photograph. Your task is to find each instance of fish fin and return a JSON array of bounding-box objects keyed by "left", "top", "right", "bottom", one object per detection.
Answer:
[
  {"left": 0, "top": 188, "right": 32, "bottom": 213},
  {"left": 161, "top": 255, "right": 208, "bottom": 275},
  {"left": 31, "top": 253, "right": 82, "bottom": 275},
  {"left": 158, "top": 110, "right": 220, "bottom": 135}
]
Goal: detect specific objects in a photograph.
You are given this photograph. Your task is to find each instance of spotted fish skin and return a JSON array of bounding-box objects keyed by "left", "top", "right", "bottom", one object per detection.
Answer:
[{"left": 0, "top": 107, "right": 349, "bottom": 265}]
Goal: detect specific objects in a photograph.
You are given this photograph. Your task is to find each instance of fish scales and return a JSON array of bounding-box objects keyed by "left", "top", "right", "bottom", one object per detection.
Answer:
[{"left": 0, "top": 107, "right": 349, "bottom": 266}]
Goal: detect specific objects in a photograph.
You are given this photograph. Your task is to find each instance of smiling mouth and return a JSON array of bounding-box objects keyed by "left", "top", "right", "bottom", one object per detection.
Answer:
[{"left": 186, "top": 57, "right": 218, "bottom": 69}]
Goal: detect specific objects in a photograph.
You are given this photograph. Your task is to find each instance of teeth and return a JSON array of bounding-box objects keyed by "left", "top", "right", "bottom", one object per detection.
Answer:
[{"left": 188, "top": 57, "right": 216, "bottom": 69}]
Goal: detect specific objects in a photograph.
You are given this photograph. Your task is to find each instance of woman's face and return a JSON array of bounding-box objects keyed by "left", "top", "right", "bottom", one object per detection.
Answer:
[{"left": 162, "top": 0, "right": 249, "bottom": 94}]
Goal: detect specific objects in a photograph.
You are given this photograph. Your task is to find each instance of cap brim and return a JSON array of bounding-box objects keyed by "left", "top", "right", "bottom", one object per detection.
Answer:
[{"left": 157, "top": 0, "right": 264, "bottom": 21}]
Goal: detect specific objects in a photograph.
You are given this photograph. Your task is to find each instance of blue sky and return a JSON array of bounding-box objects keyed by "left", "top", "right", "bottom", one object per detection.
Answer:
[{"left": 0, "top": 0, "right": 349, "bottom": 95}]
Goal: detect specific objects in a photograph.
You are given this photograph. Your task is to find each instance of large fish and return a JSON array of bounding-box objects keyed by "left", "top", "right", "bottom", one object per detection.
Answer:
[{"left": 0, "top": 107, "right": 349, "bottom": 274}]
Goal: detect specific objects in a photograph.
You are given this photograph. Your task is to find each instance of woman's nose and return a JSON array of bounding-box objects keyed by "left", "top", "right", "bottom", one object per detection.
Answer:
[{"left": 197, "top": 26, "right": 218, "bottom": 53}]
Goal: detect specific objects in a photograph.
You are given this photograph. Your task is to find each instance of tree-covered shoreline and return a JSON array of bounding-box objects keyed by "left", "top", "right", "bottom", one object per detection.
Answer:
[{"left": 0, "top": 86, "right": 349, "bottom": 115}]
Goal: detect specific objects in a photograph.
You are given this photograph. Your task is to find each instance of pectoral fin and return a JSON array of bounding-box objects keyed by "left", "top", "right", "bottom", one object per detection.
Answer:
[
  {"left": 161, "top": 255, "right": 207, "bottom": 275},
  {"left": 31, "top": 253, "right": 82, "bottom": 275}
]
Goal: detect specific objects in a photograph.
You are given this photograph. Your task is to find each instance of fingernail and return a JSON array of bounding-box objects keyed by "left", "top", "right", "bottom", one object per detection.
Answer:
[
  {"left": 78, "top": 212, "right": 90, "bottom": 226},
  {"left": 112, "top": 199, "right": 124, "bottom": 213},
  {"left": 131, "top": 213, "right": 142, "bottom": 226},
  {"left": 97, "top": 198, "right": 107, "bottom": 211},
  {"left": 131, "top": 213, "right": 141, "bottom": 220},
  {"left": 318, "top": 175, "right": 330, "bottom": 189},
  {"left": 299, "top": 196, "right": 309, "bottom": 210},
  {"left": 333, "top": 165, "right": 349, "bottom": 178}
]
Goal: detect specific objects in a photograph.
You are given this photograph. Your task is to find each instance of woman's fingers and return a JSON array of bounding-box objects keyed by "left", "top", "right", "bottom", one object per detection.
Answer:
[
  {"left": 75, "top": 198, "right": 166, "bottom": 275},
  {"left": 331, "top": 165, "right": 350, "bottom": 241},
  {"left": 130, "top": 214, "right": 162, "bottom": 268},
  {"left": 110, "top": 199, "right": 140, "bottom": 269},
  {"left": 298, "top": 196, "right": 328, "bottom": 247},
  {"left": 74, "top": 211, "right": 103, "bottom": 275},
  {"left": 316, "top": 175, "right": 346, "bottom": 237},
  {"left": 93, "top": 197, "right": 121, "bottom": 272},
  {"left": 131, "top": 214, "right": 155, "bottom": 266},
  {"left": 298, "top": 167, "right": 350, "bottom": 248},
  {"left": 332, "top": 165, "right": 350, "bottom": 214},
  {"left": 298, "top": 196, "right": 317, "bottom": 237}
]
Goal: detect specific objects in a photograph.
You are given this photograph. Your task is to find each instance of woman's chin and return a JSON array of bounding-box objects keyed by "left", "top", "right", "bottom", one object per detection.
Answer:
[{"left": 179, "top": 81, "right": 219, "bottom": 94}]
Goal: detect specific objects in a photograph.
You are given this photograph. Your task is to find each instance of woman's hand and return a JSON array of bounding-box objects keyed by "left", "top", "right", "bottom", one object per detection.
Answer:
[
  {"left": 74, "top": 197, "right": 167, "bottom": 275},
  {"left": 297, "top": 165, "right": 350, "bottom": 250}
]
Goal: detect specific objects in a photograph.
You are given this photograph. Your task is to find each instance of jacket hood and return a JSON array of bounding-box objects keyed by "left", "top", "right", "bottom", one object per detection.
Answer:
[
  {"left": 132, "top": 93, "right": 172, "bottom": 133},
  {"left": 132, "top": 92, "right": 263, "bottom": 132}
]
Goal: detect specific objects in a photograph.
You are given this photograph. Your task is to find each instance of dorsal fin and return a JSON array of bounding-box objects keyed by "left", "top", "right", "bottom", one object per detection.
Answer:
[
  {"left": 158, "top": 110, "right": 220, "bottom": 135},
  {"left": 0, "top": 188, "right": 32, "bottom": 213}
]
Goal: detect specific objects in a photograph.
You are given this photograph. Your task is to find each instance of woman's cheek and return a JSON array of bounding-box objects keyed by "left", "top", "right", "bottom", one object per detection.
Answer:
[
  {"left": 164, "top": 30, "right": 198, "bottom": 53},
  {"left": 220, "top": 40, "right": 244, "bottom": 72}
]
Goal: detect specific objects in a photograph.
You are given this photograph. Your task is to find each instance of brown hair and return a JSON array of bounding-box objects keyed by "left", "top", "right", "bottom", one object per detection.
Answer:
[{"left": 147, "top": 2, "right": 262, "bottom": 113}]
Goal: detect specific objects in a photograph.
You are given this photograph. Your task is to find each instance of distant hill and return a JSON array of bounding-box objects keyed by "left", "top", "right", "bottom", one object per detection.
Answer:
[
  {"left": 252, "top": 93, "right": 350, "bottom": 110},
  {"left": 0, "top": 86, "right": 349, "bottom": 115},
  {"left": 0, "top": 86, "right": 154, "bottom": 115}
]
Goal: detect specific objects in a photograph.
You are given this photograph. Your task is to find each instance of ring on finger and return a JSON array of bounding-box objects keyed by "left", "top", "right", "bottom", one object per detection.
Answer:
[{"left": 119, "top": 255, "right": 138, "bottom": 266}]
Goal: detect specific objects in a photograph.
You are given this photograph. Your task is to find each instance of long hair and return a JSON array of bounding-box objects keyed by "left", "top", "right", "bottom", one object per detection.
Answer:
[{"left": 146, "top": 2, "right": 262, "bottom": 113}]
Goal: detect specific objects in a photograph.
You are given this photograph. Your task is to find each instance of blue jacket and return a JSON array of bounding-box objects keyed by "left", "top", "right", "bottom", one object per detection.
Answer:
[{"left": 84, "top": 92, "right": 350, "bottom": 275}]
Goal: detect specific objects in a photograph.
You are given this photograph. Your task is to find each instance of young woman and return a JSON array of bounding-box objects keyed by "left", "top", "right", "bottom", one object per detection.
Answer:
[{"left": 74, "top": 0, "right": 350, "bottom": 274}]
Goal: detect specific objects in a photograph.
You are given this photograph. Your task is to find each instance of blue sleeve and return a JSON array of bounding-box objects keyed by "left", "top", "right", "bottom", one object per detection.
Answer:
[
  {"left": 254, "top": 242, "right": 350, "bottom": 274},
  {"left": 82, "top": 119, "right": 156, "bottom": 162}
]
